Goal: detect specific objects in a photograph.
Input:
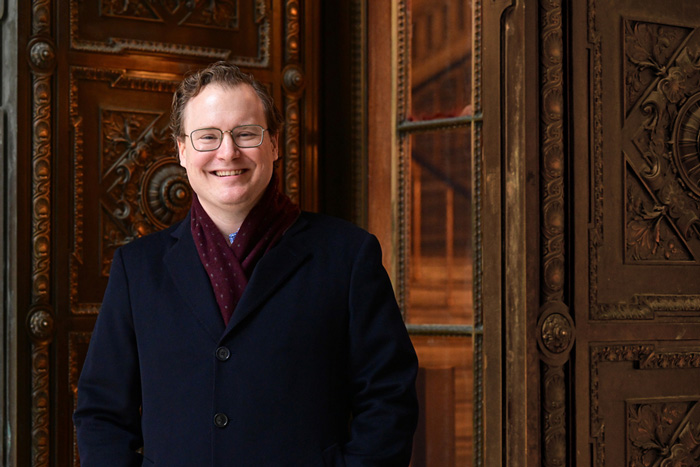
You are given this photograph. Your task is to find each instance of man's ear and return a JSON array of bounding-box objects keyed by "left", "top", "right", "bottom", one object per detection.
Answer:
[{"left": 177, "top": 138, "right": 187, "bottom": 168}]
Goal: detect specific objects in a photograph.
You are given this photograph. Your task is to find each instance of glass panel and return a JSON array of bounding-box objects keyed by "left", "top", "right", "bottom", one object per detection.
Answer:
[
  {"left": 407, "top": 128, "right": 472, "bottom": 325},
  {"left": 410, "top": 334, "right": 473, "bottom": 466},
  {"left": 410, "top": 0, "right": 473, "bottom": 121}
]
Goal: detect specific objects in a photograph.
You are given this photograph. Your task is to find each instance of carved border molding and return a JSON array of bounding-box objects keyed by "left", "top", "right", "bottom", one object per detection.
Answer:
[
  {"left": 350, "top": 0, "right": 368, "bottom": 227},
  {"left": 69, "top": 0, "right": 271, "bottom": 67},
  {"left": 538, "top": 1, "right": 573, "bottom": 467},
  {"left": 69, "top": 67, "right": 181, "bottom": 315},
  {"left": 282, "top": 0, "right": 304, "bottom": 204},
  {"left": 587, "top": 0, "right": 611, "bottom": 322},
  {"left": 589, "top": 344, "right": 700, "bottom": 466},
  {"left": 472, "top": 1, "right": 484, "bottom": 464},
  {"left": 396, "top": 0, "right": 409, "bottom": 311},
  {"left": 28, "top": 1, "right": 55, "bottom": 465}
]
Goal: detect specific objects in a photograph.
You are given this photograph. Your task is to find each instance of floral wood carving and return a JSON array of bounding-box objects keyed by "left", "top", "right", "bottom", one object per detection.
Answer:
[
  {"left": 101, "top": 109, "right": 190, "bottom": 275},
  {"left": 70, "top": 67, "right": 184, "bottom": 314},
  {"left": 624, "top": 22, "right": 689, "bottom": 115},
  {"left": 71, "top": 0, "right": 270, "bottom": 65},
  {"left": 590, "top": 344, "right": 700, "bottom": 466},
  {"left": 100, "top": 0, "right": 240, "bottom": 29},
  {"left": 628, "top": 401, "right": 700, "bottom": 467},
  {"left": 589, "top": 14, "right": 700, "bottom": 319},
  {"left": 626, "top": 20, "right": 700, "bottom": 261},
  {"left": 626, "top": 161, "right": 693, "bottom": 261}
]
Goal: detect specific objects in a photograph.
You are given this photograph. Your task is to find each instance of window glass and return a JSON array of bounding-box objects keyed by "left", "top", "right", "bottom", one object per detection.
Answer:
[
  {"left": 410, "top": 0, "right": 473, "bottom": 120},
  {"left": 402, "top": 0, "right": 479, "bottom": 464},
  {"left": 410, "top": 335, "right": 474, "bottom": 466},
  {"left": 407, "top": 128, "right": 472, "bottom": 326}
]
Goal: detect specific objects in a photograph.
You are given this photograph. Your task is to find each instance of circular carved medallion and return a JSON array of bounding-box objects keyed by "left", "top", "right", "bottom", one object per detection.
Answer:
[
  {"left": 28, "top": 308, "right": 54, "bottom": 342},
  {"left": 27, "top": 39, "right": 56, "bottom": 73},
  {"left": 536, "top": 301, "right": 575, "bottom": 365},
  {"left": 140, "top": 159, "right": 192, "bottom": 230},
  {"left": 672, "top": 92, "right": 700, "bottom": 200},
  {"left": 540, "top": 313, "right": 572, "bottom": 354}
]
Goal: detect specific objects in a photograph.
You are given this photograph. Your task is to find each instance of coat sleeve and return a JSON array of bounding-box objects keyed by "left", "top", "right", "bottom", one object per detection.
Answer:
[
  {"left": 343, "top": 234, "right": 419, "bottom": 466},
  {"left": 73, "top": 248, "right": 145, "bottom": 467}
]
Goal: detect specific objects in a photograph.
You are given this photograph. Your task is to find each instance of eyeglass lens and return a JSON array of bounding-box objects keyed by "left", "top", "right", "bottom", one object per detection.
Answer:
[{"left": 190, "top": 125, "right": 265, "bottom": 151}]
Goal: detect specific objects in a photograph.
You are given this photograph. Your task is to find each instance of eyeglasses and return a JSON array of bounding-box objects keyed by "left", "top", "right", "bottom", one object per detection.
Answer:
[{"left": 185, "top": 125, "right": 268, "bottom": 151}]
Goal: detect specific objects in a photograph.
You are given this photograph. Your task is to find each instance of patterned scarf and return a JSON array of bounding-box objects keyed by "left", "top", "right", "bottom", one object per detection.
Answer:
[{"left": 190, "top": 173, "right": 301, "bottom": 325}]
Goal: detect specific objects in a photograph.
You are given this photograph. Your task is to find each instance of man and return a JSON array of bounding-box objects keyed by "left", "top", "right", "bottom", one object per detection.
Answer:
[{"left": 74, "top": 61, "right": 418, "bottom": 466}]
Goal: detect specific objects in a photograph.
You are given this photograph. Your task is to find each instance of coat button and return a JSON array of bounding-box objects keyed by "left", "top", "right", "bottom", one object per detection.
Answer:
[
  {"left": 213, "top": 413, "right": 229, "bottom": 428},
  {"left": 215, "top": 346, "right": 230, "bottom": 361}
]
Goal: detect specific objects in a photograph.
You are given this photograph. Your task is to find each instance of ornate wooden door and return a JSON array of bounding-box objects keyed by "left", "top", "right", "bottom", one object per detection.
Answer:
[
  {"left": 17, "top": 1, "right": 319, "bottom": 465},
  {"left": 568, "top": 0, "right": 700, "bottom": 464}
]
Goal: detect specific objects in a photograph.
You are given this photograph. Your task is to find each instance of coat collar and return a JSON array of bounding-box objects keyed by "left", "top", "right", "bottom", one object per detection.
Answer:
[{"left": 164, "top": 213, "right": 311, "bottom": 343}]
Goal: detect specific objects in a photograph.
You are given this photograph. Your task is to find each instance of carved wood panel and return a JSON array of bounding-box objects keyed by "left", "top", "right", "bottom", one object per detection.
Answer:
[
  {"left": 589, "top": 344, "right": 700, "bottom": 466},
  {"left": 22, "top": 1, "right": 318, "bottom": 466},
  {"left": 571, "top": 0, "right": 700, "bottom": 465},
  {"left": 69, "top": 67, "right": 184, "bottom": 316},
  {"left": 70, "top": 0, "right": 270, "bottom": 65},
  {"left": 589, "top": 9, "right": 700, "bottom": 321}
]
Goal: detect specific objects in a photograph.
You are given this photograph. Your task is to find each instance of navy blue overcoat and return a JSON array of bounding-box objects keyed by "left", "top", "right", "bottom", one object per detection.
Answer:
[{"left": 74, "top": 212, "right": 418, "bottom": 466}]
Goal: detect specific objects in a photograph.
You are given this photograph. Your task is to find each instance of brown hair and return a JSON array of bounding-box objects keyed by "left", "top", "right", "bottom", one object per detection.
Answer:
[{"left": 169, "top": 61, "right": 283, "bottom": 146}]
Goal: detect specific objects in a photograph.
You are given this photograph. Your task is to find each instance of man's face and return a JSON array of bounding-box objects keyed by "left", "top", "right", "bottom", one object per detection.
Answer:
[{"left": 178, "top": 83, "right": 278, "bottom": 222}]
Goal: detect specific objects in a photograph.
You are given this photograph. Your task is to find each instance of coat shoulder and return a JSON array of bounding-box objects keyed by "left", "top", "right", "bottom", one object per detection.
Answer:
[
  {"left": 118, "top": 217, "right": 186, "bottom": 259},
  {"left": 293, "top": 212, "right": 374, "bottom": 251},
  {"left": 296, "top": 211, "right": 368, "bottom": 239}
]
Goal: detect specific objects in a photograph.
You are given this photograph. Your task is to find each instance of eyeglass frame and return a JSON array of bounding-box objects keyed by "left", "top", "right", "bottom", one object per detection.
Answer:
[{"left": 183, "top": 124, "right": 269, "bottom": 151}]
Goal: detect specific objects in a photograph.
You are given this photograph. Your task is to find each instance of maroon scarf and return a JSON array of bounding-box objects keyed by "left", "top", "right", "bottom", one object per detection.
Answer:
[{"left": 190, "top": 173, "right": 301, "bottom": 325}]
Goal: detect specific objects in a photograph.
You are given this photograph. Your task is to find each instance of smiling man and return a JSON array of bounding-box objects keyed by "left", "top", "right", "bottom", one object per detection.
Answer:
[
  {"left": 177, "top": 81, "right": 278, "bottom": 234},
  {"left": 73, "top": 62, "right": 419, "bottom": 467}
]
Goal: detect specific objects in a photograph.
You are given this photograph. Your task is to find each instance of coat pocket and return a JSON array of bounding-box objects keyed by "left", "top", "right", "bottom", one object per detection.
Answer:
[{"left": 322, "top": 443, "right": 346, "bottom": 467}]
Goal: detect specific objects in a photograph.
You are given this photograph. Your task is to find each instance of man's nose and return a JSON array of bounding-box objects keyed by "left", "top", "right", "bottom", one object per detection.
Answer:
[{"left": 217, "top": 131, "right": 241, "bottom": 158}]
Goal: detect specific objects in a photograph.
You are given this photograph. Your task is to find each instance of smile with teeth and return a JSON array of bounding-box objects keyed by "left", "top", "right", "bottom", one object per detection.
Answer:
[{"left": 214, "top": 169, "right": 245, "bottom": 177}]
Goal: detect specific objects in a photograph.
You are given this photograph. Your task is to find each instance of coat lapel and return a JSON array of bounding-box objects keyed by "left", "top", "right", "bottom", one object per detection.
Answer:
[
  {"left": 164, "top": 216, "right": 225, "bottom": 343},
  {"left": 223, "top": 216, "right": 311, "bottom": 337}
]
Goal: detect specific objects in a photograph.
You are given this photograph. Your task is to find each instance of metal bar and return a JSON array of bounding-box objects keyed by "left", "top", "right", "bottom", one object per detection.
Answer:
[
  {"left": 397, "top": 113, "right": 483, "bottom": 133},
  {"left": 406, "top": 323, "right": 482, "bottom": 336}
]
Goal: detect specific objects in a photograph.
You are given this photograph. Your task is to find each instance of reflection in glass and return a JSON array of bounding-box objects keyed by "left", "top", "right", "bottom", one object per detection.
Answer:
[
  {"left": 407, "top": 129, "right": 472, "bottom": 326},
  {"left": 410, "top": 0, "right": 473, "bottom": 120},
  {"left": 410, "top": 335, "right": 473, "bottom": 466}
]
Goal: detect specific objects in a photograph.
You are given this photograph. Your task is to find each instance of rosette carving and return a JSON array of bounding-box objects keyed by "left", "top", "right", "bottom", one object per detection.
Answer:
[
  {"left": 27, "top": 307, "right": 55, "bottom": 342},
  {"left": 537, "top": 301, "right": 575, "bottom": 363},
  {"left": 283, "top": 65, "right": 305, "bottom": 94},
  {"left": 540, "top": 313, "right": 573, "bottom": 354},
  {"left": 141, "top": 159, "right": 192, "bottom": 230},
  {"left": 28, "top": 39, "right": 56, "bottom": 73}
]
